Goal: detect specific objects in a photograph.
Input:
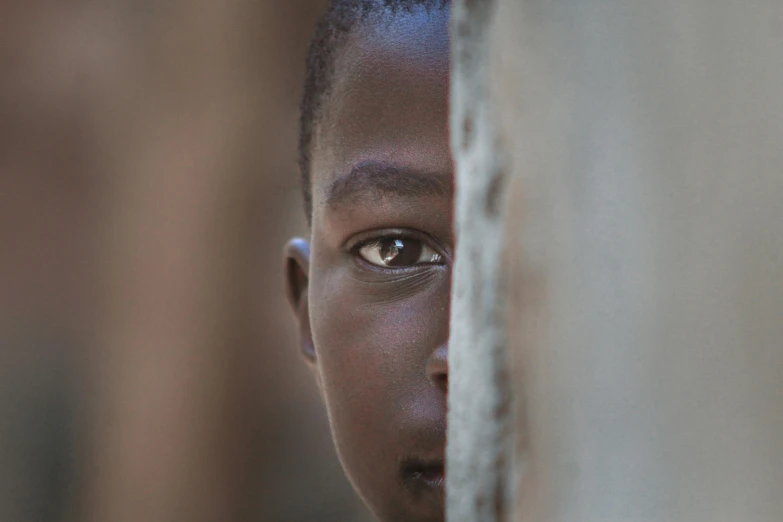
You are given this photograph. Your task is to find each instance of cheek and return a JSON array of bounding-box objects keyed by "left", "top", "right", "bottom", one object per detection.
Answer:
[
  {"left": 308, "top": 268, "right": 449, "bottom": 486},
  {"left": 312, "top": 278, "right": 439, "bottom": 429}
]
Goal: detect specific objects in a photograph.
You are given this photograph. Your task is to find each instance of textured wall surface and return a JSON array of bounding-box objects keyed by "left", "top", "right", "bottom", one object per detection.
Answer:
[
  {"left": 494, "top": 1, "right": 783, "bottom": 521},
  {"left": 446, "top": 1, "right": 515, "bottom": 521}
]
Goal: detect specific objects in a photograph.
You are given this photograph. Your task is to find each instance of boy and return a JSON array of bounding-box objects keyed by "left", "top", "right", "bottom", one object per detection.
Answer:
[{"left": 284, "top": 1, "right": 451, "bottom": 521}]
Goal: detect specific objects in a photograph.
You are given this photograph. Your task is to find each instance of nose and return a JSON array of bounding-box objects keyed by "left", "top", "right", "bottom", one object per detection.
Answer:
[{"left": 426, "top": 343, "right": 448, "bottom": 394}]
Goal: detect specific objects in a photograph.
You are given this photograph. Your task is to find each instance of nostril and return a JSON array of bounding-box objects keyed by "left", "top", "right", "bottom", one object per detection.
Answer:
[
  {"left": 425, "top": 343, "right": 448, "bottom": 392},
  {"left": 427, "top": 363, "right": 448, "bottom": 394},
  {"left": 429, "top": 373, "right": 448, "bottom": 394},
  {"left": 437, "top": 373, "right": 448, "bottom": 394}
]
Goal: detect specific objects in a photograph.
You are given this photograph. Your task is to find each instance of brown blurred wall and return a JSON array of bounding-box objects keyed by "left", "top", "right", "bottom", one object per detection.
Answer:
[{"left": 1, "top": 2, "right": 367, "bottom": 521}]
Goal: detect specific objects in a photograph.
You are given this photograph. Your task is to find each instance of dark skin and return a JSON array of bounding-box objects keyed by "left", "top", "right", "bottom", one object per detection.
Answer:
[{"left": 285, "top": 6, "right": 451, "bottom": 522}]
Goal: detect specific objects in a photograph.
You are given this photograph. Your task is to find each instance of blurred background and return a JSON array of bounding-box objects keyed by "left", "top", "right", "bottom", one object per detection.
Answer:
[{"left": 1, "top": 1, "right": 369, "bottom": 521}]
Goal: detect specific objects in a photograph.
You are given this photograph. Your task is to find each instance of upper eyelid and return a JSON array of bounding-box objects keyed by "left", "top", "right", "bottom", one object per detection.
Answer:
[
  {"left": 352, "top": 234, "right": 410, "bottom": 253},
  {"left": 345, "top": 229, "right": 449, "bottom": 257}
]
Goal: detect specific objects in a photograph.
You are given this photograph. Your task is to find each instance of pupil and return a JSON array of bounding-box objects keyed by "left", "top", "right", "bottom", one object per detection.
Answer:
[{"left": 380, "top": 238, "right": 422, "bottom": 266}]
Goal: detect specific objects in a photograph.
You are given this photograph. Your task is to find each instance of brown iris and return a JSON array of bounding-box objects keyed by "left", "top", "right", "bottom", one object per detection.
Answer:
[
  {"left": 379, "top": 238, "right": 423, "bottom": 267},
  {"left": 357, "top": 235, "right": 443, "bottom": 268}
]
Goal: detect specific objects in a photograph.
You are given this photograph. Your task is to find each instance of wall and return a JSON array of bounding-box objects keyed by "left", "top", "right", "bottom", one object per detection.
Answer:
[{"left": 448, "top": 0, "right": 783, "bottom": 520}]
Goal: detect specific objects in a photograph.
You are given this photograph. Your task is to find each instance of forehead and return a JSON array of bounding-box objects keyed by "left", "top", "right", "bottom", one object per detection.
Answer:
[{"left": 311, "top": 6, "right": 451, "bottom": 207}]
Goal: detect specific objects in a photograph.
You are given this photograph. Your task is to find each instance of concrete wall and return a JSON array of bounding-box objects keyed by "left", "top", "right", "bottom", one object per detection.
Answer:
[
  {"left": 449, "top": 1, "right": 783, "bottom": 520},
  {"left": 447, "top": 1, "right": 513, "bottom": 520}
]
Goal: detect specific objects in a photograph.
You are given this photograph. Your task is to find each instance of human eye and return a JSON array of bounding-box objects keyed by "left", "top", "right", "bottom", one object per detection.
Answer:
[{"left": 355, "top": 235, "right": 444, "bottom": 269}]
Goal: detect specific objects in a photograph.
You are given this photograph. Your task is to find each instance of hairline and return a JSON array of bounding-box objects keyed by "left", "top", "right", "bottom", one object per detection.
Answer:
[{"left": 298, "top": 0, "right": 450, "bottom": 225}]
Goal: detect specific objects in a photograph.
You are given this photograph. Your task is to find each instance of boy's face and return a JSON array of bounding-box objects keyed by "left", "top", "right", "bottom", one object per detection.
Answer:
[{"left": 285, "top": 6, "right": 451, "bottom": 522}]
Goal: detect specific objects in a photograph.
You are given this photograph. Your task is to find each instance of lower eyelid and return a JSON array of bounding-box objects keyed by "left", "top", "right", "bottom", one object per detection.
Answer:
[
  {"left": 347, "top": 262, "right": 448, "bottom": 286},
  {"left": 353, "top": 252, "right": 441, "bottom": 272}
]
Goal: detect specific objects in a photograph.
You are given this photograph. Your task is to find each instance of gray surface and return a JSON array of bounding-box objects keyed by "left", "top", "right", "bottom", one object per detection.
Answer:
[
  {"left": 495, "top": 1, "right": 783, "bottom": 520},
  {"left": 446, "top": 1, "right": 515, "bottom": 521}
]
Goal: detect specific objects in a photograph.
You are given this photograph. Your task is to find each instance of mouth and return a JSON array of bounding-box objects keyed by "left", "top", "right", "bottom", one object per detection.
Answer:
[{"left": 401, "top": 458, "right": 445, "bottom": 491}]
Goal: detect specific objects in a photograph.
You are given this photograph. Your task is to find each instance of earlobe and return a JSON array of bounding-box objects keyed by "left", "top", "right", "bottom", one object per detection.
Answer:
[{"left": 284, "top": 238, "right": 316, "bottom": 363}]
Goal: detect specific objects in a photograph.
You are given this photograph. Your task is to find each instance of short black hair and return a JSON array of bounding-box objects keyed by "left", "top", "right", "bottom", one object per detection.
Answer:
[{"left": 298, "top": 0, "right": 449, "bottom": 221}]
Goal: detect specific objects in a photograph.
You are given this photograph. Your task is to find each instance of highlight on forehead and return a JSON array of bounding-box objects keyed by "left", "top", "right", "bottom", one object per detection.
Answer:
[{"left": 324, "top": 160, "right": 453, "bottom": 209}]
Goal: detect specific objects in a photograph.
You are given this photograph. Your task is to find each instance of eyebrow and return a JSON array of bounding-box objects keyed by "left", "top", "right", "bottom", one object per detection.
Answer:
[{"left": 325, "top": 160, "right": 453, "bottom": 209}]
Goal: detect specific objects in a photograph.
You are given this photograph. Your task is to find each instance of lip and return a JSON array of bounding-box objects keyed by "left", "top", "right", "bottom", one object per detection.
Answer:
[{"left": 401, "top": 458, "right": 445, "bottom": 491}]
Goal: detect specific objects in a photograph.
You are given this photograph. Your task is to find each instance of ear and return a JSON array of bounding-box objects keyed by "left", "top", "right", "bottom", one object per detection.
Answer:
[{"left": 284, "top": 237, "right": 316, "bottom": 364}]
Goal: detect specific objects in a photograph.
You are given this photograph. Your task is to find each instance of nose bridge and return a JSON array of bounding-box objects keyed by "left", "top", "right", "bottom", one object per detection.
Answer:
[{"left": 425, "top": 269, "right": 451, "bottom": 392}]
